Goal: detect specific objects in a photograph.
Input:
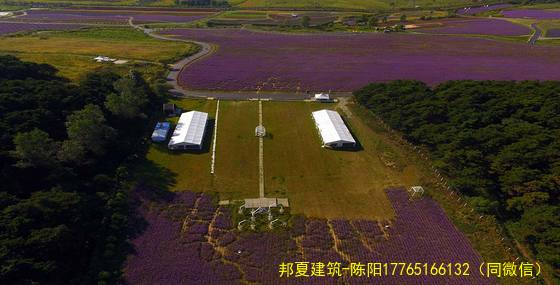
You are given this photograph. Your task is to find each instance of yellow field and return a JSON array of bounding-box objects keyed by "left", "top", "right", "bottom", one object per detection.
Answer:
[{"left": 0, "top": 27, "right": 195, "bottom": 80}]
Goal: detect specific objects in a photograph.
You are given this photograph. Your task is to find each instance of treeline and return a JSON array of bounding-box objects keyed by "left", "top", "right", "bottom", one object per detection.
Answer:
[
  {"left": 0, "top": 56, "right": 164, "bottom": 284},
  {"left": 354, "top": 80, "right": 559, "bottom": 277}
]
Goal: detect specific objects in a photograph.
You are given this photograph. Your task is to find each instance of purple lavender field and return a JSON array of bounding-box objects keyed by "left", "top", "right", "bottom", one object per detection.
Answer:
[
  {"left": 0, "top": 22, "right": 83, "bottom": 35},
  {"left": 417, "top": 18, "right": 530, "bottom": 36},
  {"left": 456, "top": 4, "right": 512, "bottom": 15},
  {"left": 547, "top": 28, "right": 560, "bottom": 37},
  {"left": 160, "top": 28, "right": 560, "bottom": 91},
  {"left": 502, "top": 9, "right": 560, "bottom": 19},
  {"left": 13, "top": 9, "right": 211, "bottom": 25},
  {"left": 124, "top": 189, "right": 492, "bottom": 284}
]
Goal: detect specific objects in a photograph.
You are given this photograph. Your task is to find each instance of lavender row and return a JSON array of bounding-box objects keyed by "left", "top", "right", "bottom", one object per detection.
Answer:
[
  {"left": 125, "top": 189, "right": 493, "bottom": 284},
  {"left": 160, "top": 28, "right": 560, "bottom": 91},
  {"left": 14, "top": 9, "right": 210, "bottom": 24},
  {"left": 417, "top": 18, "right": 530, "bottom": 36},
  {"left": 0, "top": 22, "right": 83, "bottom": 35},
  {"left": 502, "top": 9, "right": 560, "bottom": 19}
]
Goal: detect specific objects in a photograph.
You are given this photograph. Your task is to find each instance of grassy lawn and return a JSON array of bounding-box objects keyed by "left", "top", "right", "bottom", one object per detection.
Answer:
[
  {"left": 263, "top": 101, "right": 422, "bottom": 220},
  {"left": 143, "top": 99, "right": 217, "bottom": 192},
  {"left": 0, "top": 27, "right": 196, "bottom": 80},
  {"left": 142, "top": 99, "right": 425, "bottom": 220},
  {"left": 142, "top": 100, "right": 260, "bottom": 200},
  {"left": 217, "top": 10, "right": 269, "bottom": 20}
]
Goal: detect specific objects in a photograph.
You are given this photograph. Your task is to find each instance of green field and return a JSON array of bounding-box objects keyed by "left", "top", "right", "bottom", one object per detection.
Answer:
[
  {"left": 142, "top": 98, "right": 430, "bottom": 220},
  {"left": 0, "top": 27, "right": 197, "bottom": 80}
]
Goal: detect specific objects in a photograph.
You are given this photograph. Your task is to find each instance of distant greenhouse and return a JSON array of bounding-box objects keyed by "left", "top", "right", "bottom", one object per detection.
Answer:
[
  {"left": 151, "top": 122, "right": 171, "bottom": 142},
  {"left": 168, "top": 111, "right": 208, "bottom": 150},
  {"left": 312, "top": 109, "right": 356, "bottom": 148}
]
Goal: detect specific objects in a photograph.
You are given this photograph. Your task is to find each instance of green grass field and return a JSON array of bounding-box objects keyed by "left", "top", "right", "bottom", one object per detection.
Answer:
[
  {"left": 0, "top": 27, "right": 197, "bottom": 80},
  {"left": 143, "top": 98, "right": 429, "bottom": 220}
]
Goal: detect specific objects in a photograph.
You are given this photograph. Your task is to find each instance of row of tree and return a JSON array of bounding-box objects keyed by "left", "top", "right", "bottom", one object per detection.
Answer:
[
  {"left": 354, "top": 80, "right": 559, "bottom": 278},
  {"left": 0, "top": 55, "right": 164, "bottom": 284}
]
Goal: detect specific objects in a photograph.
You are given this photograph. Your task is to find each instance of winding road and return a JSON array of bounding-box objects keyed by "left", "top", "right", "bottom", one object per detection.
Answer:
[
  {"left": 128, "top": 17, "right": 351, "bottom": 100},
  {"left": 529, "top": 23, "right": 541, "bottom": 45}
]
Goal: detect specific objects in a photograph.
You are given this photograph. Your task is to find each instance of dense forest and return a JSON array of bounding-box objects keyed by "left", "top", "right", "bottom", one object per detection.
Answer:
[
  {"left": 354, "top": 80, "right": 560, "bottom": 278},
  {"left": 0, "top": 56, "right": 164, "bottom": 284}
]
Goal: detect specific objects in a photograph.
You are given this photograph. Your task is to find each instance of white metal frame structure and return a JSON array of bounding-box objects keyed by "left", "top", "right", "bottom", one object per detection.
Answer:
[
  {"left": 312, "top": 109, "right": 356, "bottom": 148},
  {"left": 408, "top": 186, "right": 425, "bottom": 199},
  {"left": 168, "top": 111, "right": 208, "bottom": 150}
]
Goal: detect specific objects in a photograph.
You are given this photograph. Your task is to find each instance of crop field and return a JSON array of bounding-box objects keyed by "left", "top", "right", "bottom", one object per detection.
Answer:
[
  {"left": 502, "top": 9, "right": 560, "bottom": 19},
  {"left": 141, "top": 99, "right": 428, "bottom": 220},
  {"left": 124, "top": 189, "right": 492, "bottom": 284},
  {"left": 547, "top": 28, "right": 560, "bottom": 37},
  {"left": 0, "top": 27, "right": 195, "bottom": 80},
  {"left": 0, "top": 22, "right": 83, "bottom": 35},
  {"left": 456, "top": 4, "right": 512, "bottom": 15},
  {"left": 160, "top": 28, "right": 560, "bottom": 91},
  {"left": 233, "top": 0, "right": 487, "bottom": 10},
  {"left": 9, "top": 9, "right": 213, "bottom": 24},
  {"left": 415, "top": 18, "right": 531, "bottom": 36}
]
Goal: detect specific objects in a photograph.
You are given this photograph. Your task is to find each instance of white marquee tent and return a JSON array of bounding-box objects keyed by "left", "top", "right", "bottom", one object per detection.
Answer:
[
  {"left": 168, "top": 111, "right": 208, "bottom": 150},
  {"left": 311, "top": 109, "right": 356, "bottom": 148}
]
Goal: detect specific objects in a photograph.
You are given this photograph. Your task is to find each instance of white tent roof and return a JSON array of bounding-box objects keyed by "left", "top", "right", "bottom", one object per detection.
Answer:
[
  {"left": 314, "top": 93, "right": 330, "bottom": 100},
  {"left": 312, "top": 109, "right": 355, "bottom": 145},
  {"left": 168, "top": 111, "right": 208, "bottom": 147}
]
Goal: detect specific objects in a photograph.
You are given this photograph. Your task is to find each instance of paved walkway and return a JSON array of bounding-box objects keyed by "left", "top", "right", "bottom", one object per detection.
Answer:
[
  {"left": 258, "top": 100, "right": 264, "bottom": 197},
  {"left": 210, "top": 100, "right": 220, "bottom": 174},
  {"left": 529, "top": 23, "right": 541, "bottom": 45}
]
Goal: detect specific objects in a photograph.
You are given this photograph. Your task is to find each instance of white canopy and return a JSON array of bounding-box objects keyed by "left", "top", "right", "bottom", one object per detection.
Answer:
[
  {"left": 168, "top": 111, "right": 208, "bottom": 149},
  {"left": 314, "top": 93, "right": 330, "bottom": 100},
  {"left": 312, "top": 109, "right": 356, "bottom": 148}
]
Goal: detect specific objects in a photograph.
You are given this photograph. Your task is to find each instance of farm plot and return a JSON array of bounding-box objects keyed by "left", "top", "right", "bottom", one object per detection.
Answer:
[
  {"left": 9, "top": 9, "right": 213, "bottom": 24},
  {"left": 547, "top": 28, "right": 560, "bottom": 37},
  {"left": 415, "top": 18, "right": 531, "bottom": 36},
  {"left": 0, "top": 22, "right": 83, "bottom": 35},
  {"left": 502, "top": 9, "right": 560, "bottom": 19},
  {"left": 456, "top": 4, "right": 512, "bottom": 15},
  {"left": 124, "top": 188, "right": 491, "bottom": 284},
  {"left": 160, "top": 28, "right": 560, "bottom": 91},
  {"left": 0, "top": 27, "right": 196, "bottom": 80}
]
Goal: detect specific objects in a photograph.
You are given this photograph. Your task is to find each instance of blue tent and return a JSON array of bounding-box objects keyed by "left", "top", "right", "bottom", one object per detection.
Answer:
[{"left": 151, "top": 122, "right": 171, "bottom": 142}]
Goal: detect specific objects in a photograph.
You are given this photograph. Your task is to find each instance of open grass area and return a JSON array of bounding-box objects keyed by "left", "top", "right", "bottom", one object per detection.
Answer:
[
  {"left": 142, "top": 99, "right": 217, "bottom": 192},
  {"left": 217, "top": 10, "right": 269, "bottom": 20},
  {"left": 264, "top": 100, "right": 422, "bottom": 220},
  {"left": 142, "top": 99, "right": 260, "bottom": 200},
  {"left": 143, "top": 98, "right": 428, "bottom": 220},
  {"left": 0, "top": 27, "right": 196, "bottom": 80}
]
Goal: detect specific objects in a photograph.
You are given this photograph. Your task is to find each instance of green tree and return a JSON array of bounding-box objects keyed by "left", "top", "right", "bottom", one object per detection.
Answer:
[
  {"left": 12, "top": 129, "right": 59, "bottom": 168},
  {"left": 400, "top": 14, "right": 407, "bottom": 22},
  {"left": 105, "top": 74, "right": 149, "bottom": 119},
  {"left": 367, "top": 17, "right": 378, "bottom": 28},
  {"left": 302, "top": 15, "right": 310, "bottom": 28},
  {"left": 66, "top": 104, "right": 115, "bottom": 156}
]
